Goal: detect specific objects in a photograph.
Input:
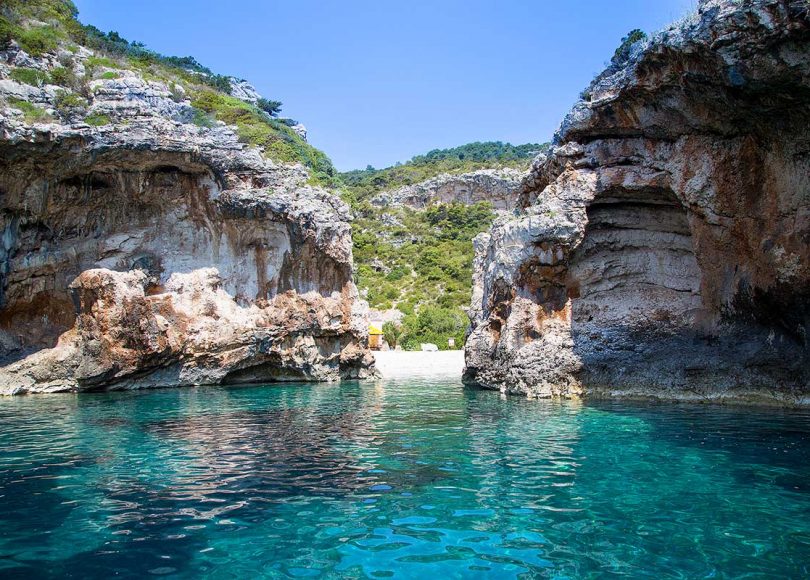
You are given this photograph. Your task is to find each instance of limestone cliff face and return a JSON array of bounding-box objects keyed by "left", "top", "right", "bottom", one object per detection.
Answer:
[
  {"left": 0, "top": 43, "right": 374, "bottom": 393},
  {"left": 465, "top": 0, "right": 810, "bottom": 405},
  {"left": 371, "top": 168, "right": 523, "bottom": 211}
]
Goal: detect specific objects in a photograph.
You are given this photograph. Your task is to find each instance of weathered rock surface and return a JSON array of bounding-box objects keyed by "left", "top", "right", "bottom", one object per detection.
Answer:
[
  {"left": 371, "top": 168, "right": 523, "bottom": 211},
  {"left": 465, "top": 0, "right": 810, "bottom": 405},
  {"left": 0, "top": 43, "right": 374, "bottom": 393}
]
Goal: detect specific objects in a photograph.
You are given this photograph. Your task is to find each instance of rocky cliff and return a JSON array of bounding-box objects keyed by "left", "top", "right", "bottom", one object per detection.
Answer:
[
  {"left": 465, "top": 0, "right": 810, "bottom": 405},
  {"left": 0, "top": 26, "right": 374, "bottom": 393},
  {"left": 371, "top": 168, "right": 523, "bottom": 211}
]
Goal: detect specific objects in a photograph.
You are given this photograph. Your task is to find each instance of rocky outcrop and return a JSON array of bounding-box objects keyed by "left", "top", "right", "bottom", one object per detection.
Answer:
[
  {"left": 0, "top": 42, "right": 374, "bottom": 393},
  {"left": 465, "top": 0, "right": 810, "bottom": 405},
  {"left": 371, "top": 168, "right": 523, "bottom": 211}
]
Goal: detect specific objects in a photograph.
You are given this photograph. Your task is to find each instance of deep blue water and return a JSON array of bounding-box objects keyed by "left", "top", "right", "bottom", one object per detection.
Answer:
[{"left": 0, "top": 378, "right": 809, "bottom": 578}]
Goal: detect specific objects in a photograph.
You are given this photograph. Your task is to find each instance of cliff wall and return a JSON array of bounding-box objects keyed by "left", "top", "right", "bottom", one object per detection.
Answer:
[
  {"left": 465, "top": 0, "right": 810, "bottom": 405},
  {"left": 0, "top": 34, "right": 374, "bottom": 393},
  {"left": 371, "top": 168, "right": 523, "bottom": 211}
]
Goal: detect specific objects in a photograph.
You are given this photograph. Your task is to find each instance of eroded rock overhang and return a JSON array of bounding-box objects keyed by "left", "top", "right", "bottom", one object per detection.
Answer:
[
  {"left": 0, "top": 121, "right": 373, "bottom": 393},
  {"left": 464, "top": 0, "right": 810, "bottom": 404}
]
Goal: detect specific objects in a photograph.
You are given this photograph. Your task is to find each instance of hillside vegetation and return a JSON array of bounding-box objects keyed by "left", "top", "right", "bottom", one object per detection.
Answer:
[
  {"left": 342, "top": 142, "right": 545, "bottom": 350},
  {"left": 0, "top": 0, "right": 340, "bottom": 186},
  {"left": 341, "top": 141, "right": 545, "bottom": 204}
]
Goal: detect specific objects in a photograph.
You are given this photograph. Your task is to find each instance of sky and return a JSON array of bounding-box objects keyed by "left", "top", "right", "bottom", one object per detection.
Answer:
[{"left": 73, "top": 0, "right": 694, "bottom": 171}]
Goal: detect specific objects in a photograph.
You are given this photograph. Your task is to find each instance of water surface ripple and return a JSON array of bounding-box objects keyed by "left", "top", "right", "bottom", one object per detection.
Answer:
[{"left": 0, "top": 379, "right": 808, "bottom": 578}]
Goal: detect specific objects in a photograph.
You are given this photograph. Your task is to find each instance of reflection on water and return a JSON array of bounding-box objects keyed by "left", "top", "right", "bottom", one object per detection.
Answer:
[{"left": 0, "top": 379, "right": 808, "bottom": 578}]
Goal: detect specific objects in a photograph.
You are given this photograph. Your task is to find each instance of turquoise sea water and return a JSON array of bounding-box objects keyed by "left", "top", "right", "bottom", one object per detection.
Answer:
[{"left": 0, "top": 378, "right": 808, "bottom": 578}]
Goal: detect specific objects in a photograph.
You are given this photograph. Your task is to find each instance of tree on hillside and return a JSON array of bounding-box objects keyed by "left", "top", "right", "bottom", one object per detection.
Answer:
[
  {"left": 382, "top": 322, "right": 402, "bottom": 349},
  {"left": 257, "top": 98, "right": 283, "bottom": 117}
]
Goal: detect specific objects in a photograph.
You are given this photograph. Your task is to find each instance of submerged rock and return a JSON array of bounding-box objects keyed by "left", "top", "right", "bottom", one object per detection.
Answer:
[
  {"left": 465, "top": 0, "right": 810, "bottom": 405},
  {"left": 0, "top": 42, "right": 374, "bottom": 393}
]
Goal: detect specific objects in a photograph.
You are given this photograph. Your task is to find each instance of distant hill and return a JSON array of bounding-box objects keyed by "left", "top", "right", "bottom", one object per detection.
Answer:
[
  {"left": 340, "top": 141, "right": 547, "bottom": 203},
  {"left": 344, "top": 141, "right": 549, "bottom": 350}
]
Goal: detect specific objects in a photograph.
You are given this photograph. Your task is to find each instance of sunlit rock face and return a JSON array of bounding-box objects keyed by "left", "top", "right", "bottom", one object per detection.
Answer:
[
  {"left": 465, "top": 0, "right": 810, "bottom": 404},
  {"left": 371, "top": 169, "right": 524, "bottom": 211},
  {"left": 0, "top": 46, "right": 374, "bottom": 394}
]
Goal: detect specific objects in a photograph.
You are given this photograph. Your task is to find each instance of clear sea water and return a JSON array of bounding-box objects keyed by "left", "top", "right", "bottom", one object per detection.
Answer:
[{"left": 0, "top": 378, "right": 809, "bottom": 579}]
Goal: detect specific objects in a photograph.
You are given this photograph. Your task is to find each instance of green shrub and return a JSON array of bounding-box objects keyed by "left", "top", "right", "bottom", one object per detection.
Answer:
[
  {"left": 84, "top": 112, "right": 111, "bottom": 126},
  {"left": 17, "top": 25, "right": 62, "bottom": 56},
  {"left": 382, "top": 322, "right": 403, "bottom": 349},
  {"left": 53, "top": 89, "right": 86, "bottom": 115},
  {"left": 85, "top": 55, "right": 118, "bottom": 70},
  {"left": 257, "top": 97, "right": 282, "bottom": 117},
  {"left": 612, "top": 29, "right": 647, "bottom": 66},
  {"left": 49, "top": 66, "right": 77, "bottom": 87},
  {"left": 10, "top": 67, "right": 51, "bottom": 86},
  {"left": 398, "top": 305, "right": 468, "bottom": 351},
  {"left": 190, "top": 108, "right": 216, "bottom": 128},
  {"left": 0, "top": 16, "right": 16, "bottom": 47},
  {"left": 100, "top": 71, "right": 119, "bottom": 80},
  {"left": 8, "top": 97, "right": 52, "bottom": 123}
]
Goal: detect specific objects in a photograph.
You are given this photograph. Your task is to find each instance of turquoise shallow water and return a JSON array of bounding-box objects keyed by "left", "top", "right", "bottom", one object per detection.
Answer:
[{"left": 0, "top": 379, "right": 809, "bottom": 578}]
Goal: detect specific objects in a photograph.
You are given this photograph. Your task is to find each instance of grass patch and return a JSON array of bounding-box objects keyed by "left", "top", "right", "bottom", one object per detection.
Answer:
[
  {"left": 191, "top": 89, "right": 338, "bottom": 186},
  {"left": 10, "top": 67, "right": 51, "bottom": 86},
  {"left": 84, "top": 111, "right": 111, "bottom": 126},
  {"left": 85, "top": 55, "right": 118, "bottom": 70},
  {"left": 53, "top": 89, "right": 86, "bottom": 115},
  {"left": 16, "top": 25, "right": 62, "bottom": 56},
  {"left": 8, "top": 97, "right": 52, "bottom": 123},
  {"left": 99, "top": 71, "right": 120, "bottom": 80}
]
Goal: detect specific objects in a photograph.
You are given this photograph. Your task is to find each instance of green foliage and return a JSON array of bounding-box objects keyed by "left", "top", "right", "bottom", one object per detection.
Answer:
[
  {"left": 382, "top": 322, "right": 403, "bottom": 349},
  {"left": 49, "top": 65, "right": 77, "bottom": 87},
  {"left": 10, "top": 67, "right": 51, "bottom": 86},
  {"left": 353, "top": 201, "right": 496, "bottom": 348},
  {"left": 0, "top": 1, "right": 76, "bottom": 52},
  {"left": 84, "top": 111, "right": 111, "bottom": 126},
  {"left": 85, "top": 55, "right": 118, "bottom": 69},
  {"left": 16, "top": 25, "right": 62, "bottom": 56},
  {"left": 7, "top": 97, "right": 52, "bottom": 123},
  {"left": 190, "top": 89, "right": 339, "bottom": 187},
  {"left": 398, "top": 306, "right": 468, "bottom": 351},
  {"left": 53, "top": 89, "right": 86, "bottom": 115},
  {"left": 341, "top": 141, "right": 547, "bottom": 203},
  {"left": 257, "top": 98, "right": 283, "bottom": 117},
  {"left": 100, "top": 71, "right": 120, "bottom": 80},
  {"left": 0, "top": 16, "right": 15, "bottom": 47},
  {"left": 612, "top": 29, "right": 647, "bottom": 66},
  {"left": 190, "top": 107, "right": 216, "bottom": 128}
]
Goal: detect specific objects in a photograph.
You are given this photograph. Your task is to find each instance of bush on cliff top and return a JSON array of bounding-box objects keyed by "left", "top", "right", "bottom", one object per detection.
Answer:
[
  {"left": 191, "top": 90, "right": 338, "bottom": 187},
  {"left": 612, "top": 28, "right": 647, "bottom": 66}
]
